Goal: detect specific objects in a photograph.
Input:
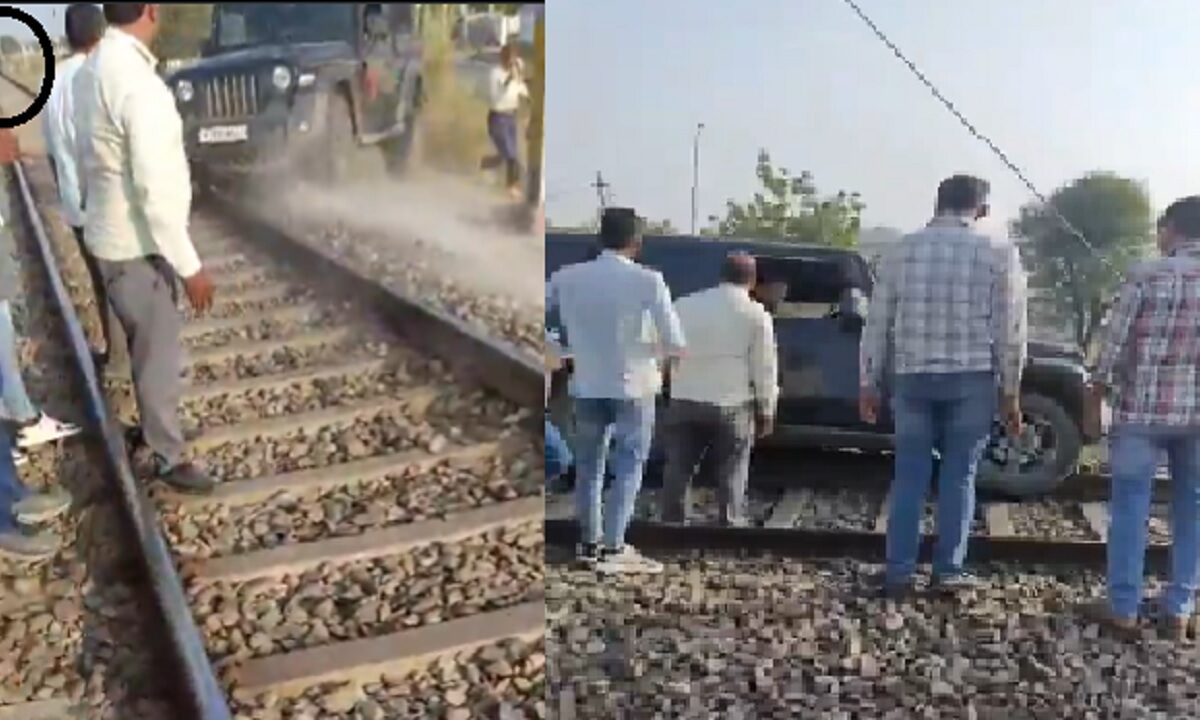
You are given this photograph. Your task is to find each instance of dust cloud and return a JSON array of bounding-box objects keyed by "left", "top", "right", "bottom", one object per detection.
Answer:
[{"left": 261, "top": 173, "right": 544, "bottom": 315}]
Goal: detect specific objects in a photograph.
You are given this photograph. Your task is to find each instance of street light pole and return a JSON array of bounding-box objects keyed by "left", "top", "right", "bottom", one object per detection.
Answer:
[{"left": 690, "top": 122, "right": 705, "bottom": 235}]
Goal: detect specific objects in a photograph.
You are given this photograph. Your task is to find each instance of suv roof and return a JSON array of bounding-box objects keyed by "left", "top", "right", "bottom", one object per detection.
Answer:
[{"left": 545, "top": 232, "right": 873, "bottom": 299}]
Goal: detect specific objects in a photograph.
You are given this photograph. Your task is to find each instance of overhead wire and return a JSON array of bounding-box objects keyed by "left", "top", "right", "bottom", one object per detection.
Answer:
[{"left": 840, "top": 0, "right": 1109, "bottom": 267}]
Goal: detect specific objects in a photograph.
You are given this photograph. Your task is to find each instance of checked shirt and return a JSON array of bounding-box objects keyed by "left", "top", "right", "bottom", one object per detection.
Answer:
[
  {"left": 1095, "top": 242, "right": 1200, "bottom": 426},
  {"left": 861, "top": 215, "right": 1028, "bottom": 397}
]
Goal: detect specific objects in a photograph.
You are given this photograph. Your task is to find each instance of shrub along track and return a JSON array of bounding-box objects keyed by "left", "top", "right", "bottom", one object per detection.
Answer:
[{"left": 4, "top": 73, "right": 545, "bottom": 719}]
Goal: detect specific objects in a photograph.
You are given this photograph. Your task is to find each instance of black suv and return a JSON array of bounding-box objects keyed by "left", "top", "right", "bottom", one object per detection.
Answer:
[
  {"left": 166, "top": 3, "right": 423, "bottom": 186},
  {"left": 545, "top": 233, "right": 1102, "bottom": 497}
]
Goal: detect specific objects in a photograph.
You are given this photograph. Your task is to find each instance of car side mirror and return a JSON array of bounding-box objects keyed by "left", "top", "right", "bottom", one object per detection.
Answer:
[{"left": 837, "top": 287, "right": 867, "bottom": 333}]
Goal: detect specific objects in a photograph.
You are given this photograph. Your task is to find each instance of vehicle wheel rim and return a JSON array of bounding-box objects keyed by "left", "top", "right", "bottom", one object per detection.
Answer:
[{"left": 984, "top": 412, "right": 1058, "bottom": 474}]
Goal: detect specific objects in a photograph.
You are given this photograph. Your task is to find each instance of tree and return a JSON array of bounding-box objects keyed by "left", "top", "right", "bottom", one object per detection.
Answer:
[
  {"left": 547, "top": 218, "right": 599, "bottom": 233},
  {"left": 644, "top": 218, "right": 677, "bottom": 235},
  {"left": 1010, "top": 172, "right": 1154, "bottom": 351},
  {"left": 151, "top": 4, "right": 213, "bottom": 61},
  {"left": 707, "top": 149, "right": 865, "bottom": 247},
  {"left": 0, "top": 36, "right": 21, "bottom": 57}
]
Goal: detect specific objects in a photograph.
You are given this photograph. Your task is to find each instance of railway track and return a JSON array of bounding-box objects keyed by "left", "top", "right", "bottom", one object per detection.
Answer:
[
  {"left": 3, "top": 70, "right": 545, "bottom": 718},
  {"left": 0, "top": 162, "right": 180, "bottom": 719},
  {"left": 545, "top": 448, "right": 1170, "bottom": 569}
]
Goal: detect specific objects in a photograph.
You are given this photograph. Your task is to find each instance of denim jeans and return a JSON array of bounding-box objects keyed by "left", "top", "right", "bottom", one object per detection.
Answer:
[
  {"left": 0, "top": 301, "right": 37, "bottom": 423},
  {"left": 544, "top": 417, "right": 572, "bottom": 486},
  {"left": 1107, "top": 424, "right": 1200, "bottom": 618},
  {"left": 572, "top": 397, "right": 655, "bottom": 548},
  {"left": 886, "top": 371, "right": 996, "bottom": 584},
  {"left": 0, "top": 371, "right": 28, "bottom": 532}
]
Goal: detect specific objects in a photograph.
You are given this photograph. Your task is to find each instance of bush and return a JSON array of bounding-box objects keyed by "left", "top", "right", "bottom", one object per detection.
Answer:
[{"left": 418, "top": 8, "right": 496, "bottom": 175}]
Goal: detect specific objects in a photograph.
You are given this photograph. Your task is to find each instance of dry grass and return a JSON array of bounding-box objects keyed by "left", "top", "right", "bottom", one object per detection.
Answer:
[
  {"left": 418, "top": 12, "right": 494, "bottom": 175},
  {"left": 1, "top": 54, "right": 48, "bottom": 93}
]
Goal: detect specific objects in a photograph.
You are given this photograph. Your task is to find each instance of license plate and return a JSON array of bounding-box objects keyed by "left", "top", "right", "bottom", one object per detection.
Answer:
[{"left": 198, "top": 125, "right": 248, "bottom": 144}]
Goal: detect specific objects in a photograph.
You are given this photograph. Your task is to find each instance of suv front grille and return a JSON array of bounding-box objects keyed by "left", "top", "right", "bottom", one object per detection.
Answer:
[{"left": 202, "top": 74, "right": 260, "bottom": 119}]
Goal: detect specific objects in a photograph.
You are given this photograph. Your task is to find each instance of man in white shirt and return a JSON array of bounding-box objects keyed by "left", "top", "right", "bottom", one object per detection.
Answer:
[
  {"left": 545, "top": 208, "right": 686, "bottom": 574},
  {"left": 662, "top": 253, "right": 778, "bottom": 526},
  {"left": 482, "top": 43, "right": 528, "bottom": 199},
  {"left": 73, "top": 4, "right": 215, "bottom": 493},
  {"left": 43, "top": 3, "right": 129, "bottom": 380}
]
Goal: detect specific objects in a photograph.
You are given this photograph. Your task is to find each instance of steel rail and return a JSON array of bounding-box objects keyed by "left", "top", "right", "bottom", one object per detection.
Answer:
[
  {"left": 9, "top": 164, "right": 234, "bottom": 718},
  {"left": 544, "top": 517, "right": 1169, "bottom": 570}
]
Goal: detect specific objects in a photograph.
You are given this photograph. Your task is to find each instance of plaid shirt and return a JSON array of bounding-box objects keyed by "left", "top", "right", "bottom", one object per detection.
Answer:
[
  {"left": 1095, "top": 242, "right": 1200, "bottom": 426},
  {"left": 861, "top": 215, "right": 1028, "bottom": 396}
]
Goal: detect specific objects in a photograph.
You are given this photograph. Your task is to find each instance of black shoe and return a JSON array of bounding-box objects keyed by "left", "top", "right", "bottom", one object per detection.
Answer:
[
  {"left": 930, "top": 572, "right": 980, "bottom": 593},
  {"left": 870, "top": 571, "right": 915, "bottom": 600},
  {"left": 155, "top": 459, "right": 215, "bottom": 495},
  {"left": 574, "top": 542, "right": 599, "bottom": 570}
]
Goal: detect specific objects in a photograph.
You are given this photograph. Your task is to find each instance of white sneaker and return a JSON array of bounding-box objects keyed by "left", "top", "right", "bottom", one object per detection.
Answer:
[
  {"left": 12, "top": 449, "right": 27, "bottom": 466},
  {"left": 13, "top": 489, "right": 71, "bottom": 524},
  {"left": 16, "top": 414, "right": 81, "bottom": 449},
  {"left": 0, "top": 529, "right": 59, "bottom": 561},
  {"left": 596, "top": 545, "right": 664, "bottom": 575}
]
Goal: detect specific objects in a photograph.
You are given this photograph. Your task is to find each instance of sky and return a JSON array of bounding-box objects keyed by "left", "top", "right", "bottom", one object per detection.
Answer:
[
  {"left": 547, "top": 0, "right": 1200, "bottom": 238},
  {"left": 6, "top": 5, "right": 65, "bottom": 40}
]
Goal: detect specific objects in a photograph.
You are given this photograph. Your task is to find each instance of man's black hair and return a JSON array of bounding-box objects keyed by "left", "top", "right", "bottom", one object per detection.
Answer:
[
  {"left": 599, "top": 207, "right": 642, "bottom": 250},
  {"left": 103, "top": 4, "right": 146, "bottom": 26},
  {"left": 66, "top": 4, "right": 106, "bottom": 51},
  {"left": 935, "top": 174, "right": 990, "bottom": 214},
  {"left": 1162, "top": 196, "right": 1200, "bottom": 240}
]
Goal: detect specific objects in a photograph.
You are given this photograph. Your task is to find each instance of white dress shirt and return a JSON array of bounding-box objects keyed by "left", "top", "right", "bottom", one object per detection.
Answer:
[
  {"left": 671, "top": 283, "right": 779, "bottom": 414},
  {"left": 42, "top": 52, "right": 87, "bottom": 228},
  {"left": 488, "top": 63, "right": 528, "bottom": 113},
  {"left": 546, "top": 251, "right": 686, "bottom": 400},
  {"left": 72, "top": 28, "right": 201, "bottom": 278}
]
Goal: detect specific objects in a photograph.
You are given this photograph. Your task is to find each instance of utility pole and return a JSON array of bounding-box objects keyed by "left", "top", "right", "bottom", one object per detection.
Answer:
[
  {"left": 592, "top": 171, "right": 610, "bottom": 222},
  {"left": 690, "top": 122, "right": 705, "bottom": 235}
]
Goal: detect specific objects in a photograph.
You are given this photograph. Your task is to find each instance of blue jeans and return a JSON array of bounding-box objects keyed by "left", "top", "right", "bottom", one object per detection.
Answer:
[
  {"left": 886, "top": 371, "right": 996, "bottom": 584},
  {"left": 572, "top": 397, "right": 655, "bottom": 548},
  {"left": 545, "top": 418, "right": 572, "bottom": 485},
  {"left": 1107, "top": 425, "right": 1200, "bottom": 618},
  {"left": 0, "top": 371, "right": 28, "bottom": 532},
  {"left": 0, "top": 301, "right": 37, "bottom": 423}
]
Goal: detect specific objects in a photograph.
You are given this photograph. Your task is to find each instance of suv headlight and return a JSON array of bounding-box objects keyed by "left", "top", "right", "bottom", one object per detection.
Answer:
[
  {"left": 271, "top": 65, "right": 292, "bottom": 90},
  {"left": 174, "top": 79, "right": 194, "bottom": 103}
]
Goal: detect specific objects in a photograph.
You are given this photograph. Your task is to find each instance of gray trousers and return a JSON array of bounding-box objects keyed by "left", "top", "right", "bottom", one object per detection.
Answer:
[
  {"left": 661, "top": 399, "right": 755, "bottom": 526},
  {"left": 95, "top": 255, "right": 186, "bottom": 466},
  {"left": 71, "top": 227, "right": 129, "bottom": 370}
]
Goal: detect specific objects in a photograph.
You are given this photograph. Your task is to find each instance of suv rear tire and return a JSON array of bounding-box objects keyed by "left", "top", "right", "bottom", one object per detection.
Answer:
[{"left": 977, "top": 392, "right": 1082, "bottom": 497}]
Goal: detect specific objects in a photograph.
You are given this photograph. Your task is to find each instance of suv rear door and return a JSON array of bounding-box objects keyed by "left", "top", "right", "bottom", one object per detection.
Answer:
[{"left": 754, "top": 255, "right": 865, "bottom": 430}]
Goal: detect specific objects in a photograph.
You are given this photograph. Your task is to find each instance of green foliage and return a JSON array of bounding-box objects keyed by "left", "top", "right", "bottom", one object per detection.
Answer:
[
  {"left": 467, "top": 4, "right": 524, "bottom": 14},
  {"left": 547, "top": 218, "right": 599, "bottom": 234},
  {"left": 151, "top": 4, "right": 214, "bottom": 61},
  {"left": 419, "top": 5, "right": 493, "bottom": 173},
  {"left": 708, "top": 149, "right": 865, "bottom": 247},
  {"left": 1010, "top": 172, "right": 1154, "bottom": 350},
  {"left": 0, "top": 36, "right": 21, "bottom": 56},
  {"left": 645, "top": 218, "right": 677, "bottom": 235}
]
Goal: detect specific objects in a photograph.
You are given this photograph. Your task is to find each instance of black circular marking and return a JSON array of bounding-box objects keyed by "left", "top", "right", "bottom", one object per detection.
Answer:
[{"left": 0, "top": 6, "right": 54, "bottom": 128}]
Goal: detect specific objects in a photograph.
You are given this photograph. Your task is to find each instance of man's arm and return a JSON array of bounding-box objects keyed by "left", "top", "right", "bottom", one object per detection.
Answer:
[
  {"left": 859, "top": 244, "right": 896, "bottom": 394},
  {"left": 1093, "top": 277, "right": 1144, "bottom": 390},
  {"left": 121, "top": 83, "right": 202, "bottom": 279},
  {"left": 649, "top": 273, "right": 685, "bottom": 358},
  {"left": 991, "top": 242, "right": 1028, "bottom": 398},
  {"left": 750, "top": 309, "right": 779, "bottom": 421}
]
